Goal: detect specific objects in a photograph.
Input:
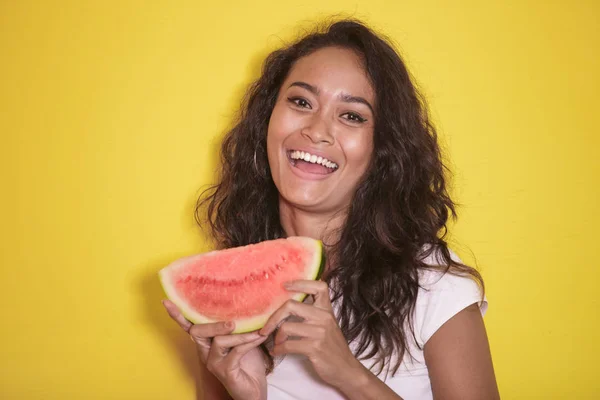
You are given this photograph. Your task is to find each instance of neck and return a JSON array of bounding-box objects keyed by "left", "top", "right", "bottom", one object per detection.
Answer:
[{"left": 278, "top": 198, "right": 347, "bottom": 245}]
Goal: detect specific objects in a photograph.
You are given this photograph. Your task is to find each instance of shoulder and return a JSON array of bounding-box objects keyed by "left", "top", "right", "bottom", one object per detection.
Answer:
[{"left": 413, "top": 246, "right": 488, "bottom": 346}]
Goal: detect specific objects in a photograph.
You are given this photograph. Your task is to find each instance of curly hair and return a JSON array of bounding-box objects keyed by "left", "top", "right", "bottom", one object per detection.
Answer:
[{"left": 196, "top": 18, "right": 483, "bottom": 376}]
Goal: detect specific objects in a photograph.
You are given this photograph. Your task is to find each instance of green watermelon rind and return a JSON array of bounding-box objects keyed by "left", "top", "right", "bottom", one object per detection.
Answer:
[{"left": 159, "top": 237, "right": 325, "bottom": 334}]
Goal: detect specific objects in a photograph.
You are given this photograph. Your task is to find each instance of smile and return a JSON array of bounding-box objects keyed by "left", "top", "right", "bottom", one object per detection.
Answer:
[{"left": 287, "top": 150, "right": 339, "bottom": 176}]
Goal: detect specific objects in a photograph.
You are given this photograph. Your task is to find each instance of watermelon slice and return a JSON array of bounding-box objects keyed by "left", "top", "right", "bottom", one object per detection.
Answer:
[{"left": 159, "top": 237, "right": 325, "bottom": 333}]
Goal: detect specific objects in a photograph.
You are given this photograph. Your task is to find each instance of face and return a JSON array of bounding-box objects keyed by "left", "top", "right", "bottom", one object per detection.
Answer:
[{"left": 266, "top": 47, "right": 375, "bottom": 214}]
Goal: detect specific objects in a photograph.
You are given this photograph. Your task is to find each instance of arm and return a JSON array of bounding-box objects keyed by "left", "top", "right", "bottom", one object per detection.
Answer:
[
  {"left": 424, "top": 303, "right": 500, "bottom": 400},
  {"left": 341, "top": 303, "right": 499, "bottom": 400}
]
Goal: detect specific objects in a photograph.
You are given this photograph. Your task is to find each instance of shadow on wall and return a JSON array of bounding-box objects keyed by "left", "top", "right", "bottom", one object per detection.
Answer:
[
  {"left": 135, "top": 34, "right": 304, "bottom": 399},
  {"left": 136, "top": 255, "right": 204, "bottom": 400}
]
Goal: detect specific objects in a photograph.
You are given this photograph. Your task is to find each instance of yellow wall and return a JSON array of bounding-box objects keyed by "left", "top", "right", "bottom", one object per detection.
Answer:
[{"left": 1, "top": 1, "right": 598, "bottom": 399}]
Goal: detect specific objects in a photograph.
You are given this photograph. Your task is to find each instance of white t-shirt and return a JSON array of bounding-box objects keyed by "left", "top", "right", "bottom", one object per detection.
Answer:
[{"left": 266, "top": 249, "right": 488, "bottom": 400}]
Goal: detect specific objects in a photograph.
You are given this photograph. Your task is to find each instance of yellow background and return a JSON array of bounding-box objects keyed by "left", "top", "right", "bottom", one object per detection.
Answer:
[{"left": 1, "top": 1, "right": 598, "bottom": 399}]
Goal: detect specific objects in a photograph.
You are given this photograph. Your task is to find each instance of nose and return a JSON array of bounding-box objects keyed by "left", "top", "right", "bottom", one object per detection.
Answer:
[{"left": 301, "top": 113, "right": 334, "bottom": 145}]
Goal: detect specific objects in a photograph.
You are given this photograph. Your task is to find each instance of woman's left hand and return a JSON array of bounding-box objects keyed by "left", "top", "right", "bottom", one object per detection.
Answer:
[{"left": 258, "top": 280, "right": 366, "bottom": 389}]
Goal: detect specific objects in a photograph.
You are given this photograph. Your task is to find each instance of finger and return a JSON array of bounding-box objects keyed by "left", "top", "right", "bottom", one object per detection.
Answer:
[
  {"left": 222, "top": 336, "right": 268, "bottom": 372},
  {"left": 189, "top": 331, "right": 213, "bottom": 362},
  {"left": 285, "top": 280, "right": 333, "bottom": 311},
  {"left": 209, "top": 332, "right": 262, "bottom": 360},
  {"left": 162, "top": 299, "right": 192, "bottom": 332},
  {"left": 274, "top": 322, "right": 323, "bottom": 345},
  {"left": 259, "top": 300, "right": 327, "bottom": 336},
  {"left": 206, "top": 332, "right": 260, "bottom": 373},
  {"left": 271, "top": 338, "right": 315, "bottom": 357},
  {"left": 189, "top": 321, "right": 235, "bottom": 341},
  {"left": 194, "top": 340, "right": 211, "bottom": 363}
]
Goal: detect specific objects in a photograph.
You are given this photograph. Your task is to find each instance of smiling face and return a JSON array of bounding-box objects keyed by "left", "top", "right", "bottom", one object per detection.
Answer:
[{"left": 266, "top": 47, "right": 375, "bottom": 214}]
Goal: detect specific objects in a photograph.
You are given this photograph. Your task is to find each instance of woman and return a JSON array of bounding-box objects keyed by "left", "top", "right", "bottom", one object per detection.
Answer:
[{"left": 163, "top": 19, "right": 500, "bottom": 400}]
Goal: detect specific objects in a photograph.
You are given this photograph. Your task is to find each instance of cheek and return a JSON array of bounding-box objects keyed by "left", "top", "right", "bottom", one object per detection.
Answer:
[
  {"left": 267, "top": 108, "right": 284, "bottom": 150},
  {"left": 269, "top": 102, "right": 305, "bottom": 137},
  {"left": 267, "top": 105, "right": 294, "bottom": 168},
  {"left": 342, "top": 133, "right": 374, "bottom": 170}
]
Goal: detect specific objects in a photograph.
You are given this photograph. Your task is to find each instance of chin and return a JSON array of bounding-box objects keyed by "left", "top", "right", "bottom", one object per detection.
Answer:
[
  {"left": 280, "top": 191, "right": 322, "bottom": 208},
  {"left": 279, "top": 189, "right": 351, "bottom": 215},
  {"left": 276, "top": 187, "right": 323, "bottom": 207}
]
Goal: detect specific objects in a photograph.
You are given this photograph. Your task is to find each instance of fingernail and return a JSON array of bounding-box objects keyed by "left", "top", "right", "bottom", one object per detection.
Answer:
[
  {"left": 224, "top": 321, "right": 233, "bottom": 329},
  {"left": 283, "top": 281, "right": 293, "bottom": 289}
]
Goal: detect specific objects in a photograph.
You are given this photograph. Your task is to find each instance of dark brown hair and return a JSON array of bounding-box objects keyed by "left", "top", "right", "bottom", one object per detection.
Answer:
[{"left": 196, "top": 18, "right": 483, "bottom": 376}]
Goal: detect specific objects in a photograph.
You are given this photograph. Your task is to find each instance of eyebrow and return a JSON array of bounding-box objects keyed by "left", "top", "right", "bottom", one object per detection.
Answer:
[
  {"left": 288, "top": 81, "right": 374, "bottom": 114},
  {"left": 339, "top": 93, "right": 374, "bottom": 114}
]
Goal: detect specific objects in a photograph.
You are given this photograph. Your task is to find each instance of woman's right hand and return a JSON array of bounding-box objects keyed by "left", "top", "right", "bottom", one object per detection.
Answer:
[{"left": 162, "top": 299, "right": 269, "bottom": 400}]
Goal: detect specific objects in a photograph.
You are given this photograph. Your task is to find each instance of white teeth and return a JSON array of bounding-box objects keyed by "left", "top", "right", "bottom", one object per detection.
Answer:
[{"left": 289, "top": 150, "right": 338, "bottom": 169}]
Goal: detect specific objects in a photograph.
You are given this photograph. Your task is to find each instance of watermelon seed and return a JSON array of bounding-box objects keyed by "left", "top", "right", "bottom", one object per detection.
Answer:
[
  {"left": 275, "top": 264, "right": 282, "bottom": 271},
  {"left": 265, "top": 272, "right": 269, "bottom": 279}
]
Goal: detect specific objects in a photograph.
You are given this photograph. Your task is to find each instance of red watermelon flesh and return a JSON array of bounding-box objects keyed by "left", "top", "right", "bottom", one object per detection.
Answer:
[{"left": 159, "top": 237, "right": 324, "bottom": 333}]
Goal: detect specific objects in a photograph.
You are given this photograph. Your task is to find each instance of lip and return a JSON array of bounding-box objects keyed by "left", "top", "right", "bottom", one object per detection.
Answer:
[{"left": 285, "top": 148, "right": 338, "bottom": 181}]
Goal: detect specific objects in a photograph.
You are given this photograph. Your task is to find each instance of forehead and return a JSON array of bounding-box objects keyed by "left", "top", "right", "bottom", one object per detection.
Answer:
[{"left": 284, "top": 47, "right": 375, "bottom": 102}]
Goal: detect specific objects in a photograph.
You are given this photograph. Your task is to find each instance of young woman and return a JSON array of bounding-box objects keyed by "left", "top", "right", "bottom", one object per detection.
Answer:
[{"left": 163, "top": 19, "right": 500, "bottom": 400}]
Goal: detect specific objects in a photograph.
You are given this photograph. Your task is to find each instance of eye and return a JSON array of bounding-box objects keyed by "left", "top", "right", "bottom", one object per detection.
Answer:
[
  {"left": 341, "top": 112, "right": 367, "bottom": 123},
  {"left": 287, "top": 97, "right": 312, "bottom": 109}
]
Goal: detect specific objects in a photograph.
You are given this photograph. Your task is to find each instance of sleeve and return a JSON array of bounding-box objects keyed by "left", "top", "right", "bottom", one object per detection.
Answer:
[{"left": 415, "top": 249, "right": 488, "bottom": 346}]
